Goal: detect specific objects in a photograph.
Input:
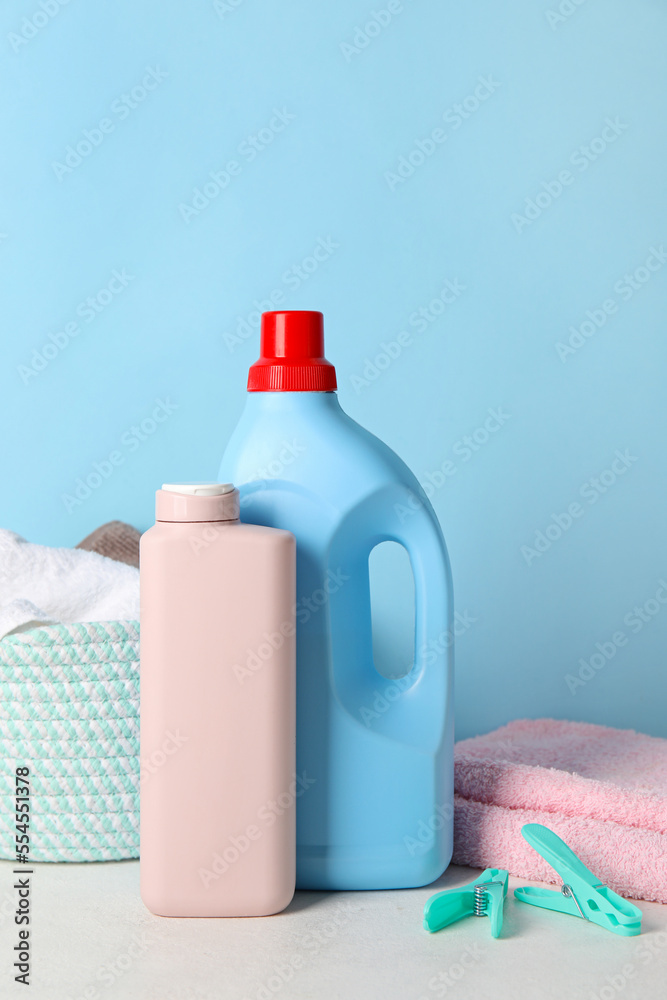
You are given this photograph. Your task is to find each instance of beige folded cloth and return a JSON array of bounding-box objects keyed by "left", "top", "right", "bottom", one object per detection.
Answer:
[{"left": 76, "top": 521, "right": 141, "bottom": 568}]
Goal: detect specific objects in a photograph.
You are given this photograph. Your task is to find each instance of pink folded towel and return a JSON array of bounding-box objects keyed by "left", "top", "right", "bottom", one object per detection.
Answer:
[{"left": 453, "top": 719, "right": 667, "bottom": 904}]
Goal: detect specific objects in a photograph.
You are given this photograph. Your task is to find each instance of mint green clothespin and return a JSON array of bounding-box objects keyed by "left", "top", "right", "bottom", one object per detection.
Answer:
[
  {"left": 514, "top": 824, "right": 642, "bottom": 937},
  {"left": 424, "top": 868, "right": 509, "bottom": 939}
]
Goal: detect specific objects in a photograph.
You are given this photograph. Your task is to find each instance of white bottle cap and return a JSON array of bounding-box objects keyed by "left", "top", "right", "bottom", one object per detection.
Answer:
[{"left": 161, "top": 483, "right": 235, "bottom": 496}]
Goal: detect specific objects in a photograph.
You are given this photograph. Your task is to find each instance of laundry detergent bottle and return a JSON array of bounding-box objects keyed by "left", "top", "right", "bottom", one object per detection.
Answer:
[{"left": 219, "top": 310, "right": 453, "bottom": 890}]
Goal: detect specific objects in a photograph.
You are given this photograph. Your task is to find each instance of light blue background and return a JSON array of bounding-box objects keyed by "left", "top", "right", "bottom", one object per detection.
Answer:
[{"left": 1, "top": 0, "right": 666, "bottom": 738}]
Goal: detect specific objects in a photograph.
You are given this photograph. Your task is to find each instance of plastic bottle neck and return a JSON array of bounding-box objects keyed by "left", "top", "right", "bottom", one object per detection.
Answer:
[{"left": 243, "top": 390, "right": 343, "bottom": 415}]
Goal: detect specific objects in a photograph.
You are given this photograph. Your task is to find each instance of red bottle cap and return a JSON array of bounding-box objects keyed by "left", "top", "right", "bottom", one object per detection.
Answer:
[{"left": 247, "top": 311, "right": 337, "bottom": 392}]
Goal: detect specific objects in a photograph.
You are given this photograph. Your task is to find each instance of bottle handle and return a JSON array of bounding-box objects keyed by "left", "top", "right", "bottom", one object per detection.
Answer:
[
  {"left": 389, "top": 491, "right": 453, "bottom": 738},
  {"left": 332, "top": 484, "right": 453, "bottom": 748}
]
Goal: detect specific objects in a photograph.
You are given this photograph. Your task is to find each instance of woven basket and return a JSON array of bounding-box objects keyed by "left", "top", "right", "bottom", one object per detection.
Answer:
[{"left": 0, "top": 620, "right": 139, "bottom": 862}]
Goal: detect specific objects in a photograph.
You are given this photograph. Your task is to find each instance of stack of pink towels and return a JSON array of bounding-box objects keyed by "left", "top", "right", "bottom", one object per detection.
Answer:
[{"left": 453, "top": 719, "right": 667, "bottom": 904}]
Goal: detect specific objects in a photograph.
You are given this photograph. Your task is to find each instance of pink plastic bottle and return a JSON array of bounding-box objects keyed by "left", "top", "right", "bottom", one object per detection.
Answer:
[{"left": 140, "top": 483, "right": 296, "bottom": 917}]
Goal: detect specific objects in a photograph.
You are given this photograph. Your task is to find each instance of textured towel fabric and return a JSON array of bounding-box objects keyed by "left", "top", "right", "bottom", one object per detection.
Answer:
[
  {"left": 0, "top": 529, "right": 139, "bottom": 639},
  {"left": 76, "top": 520, "right": 141, "bottom": 568},
  {"left": 453, "top": 719, "right": 667, "bottom": 904}
]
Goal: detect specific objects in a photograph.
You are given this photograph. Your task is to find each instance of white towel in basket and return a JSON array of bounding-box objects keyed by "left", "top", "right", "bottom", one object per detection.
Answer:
[{"left": 0, "top": 529, "right": 140, "bottom": 639}]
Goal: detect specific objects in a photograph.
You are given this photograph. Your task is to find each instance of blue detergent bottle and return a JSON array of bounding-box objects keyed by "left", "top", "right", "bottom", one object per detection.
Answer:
[{"left": 219, "top": 310, "right": 453, "bottom": 890}]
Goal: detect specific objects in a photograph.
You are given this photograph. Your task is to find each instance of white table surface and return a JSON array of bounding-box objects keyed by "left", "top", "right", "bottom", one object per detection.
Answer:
[{"left": 1, "top": 859, "right": 665, "bottom": 1000}]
